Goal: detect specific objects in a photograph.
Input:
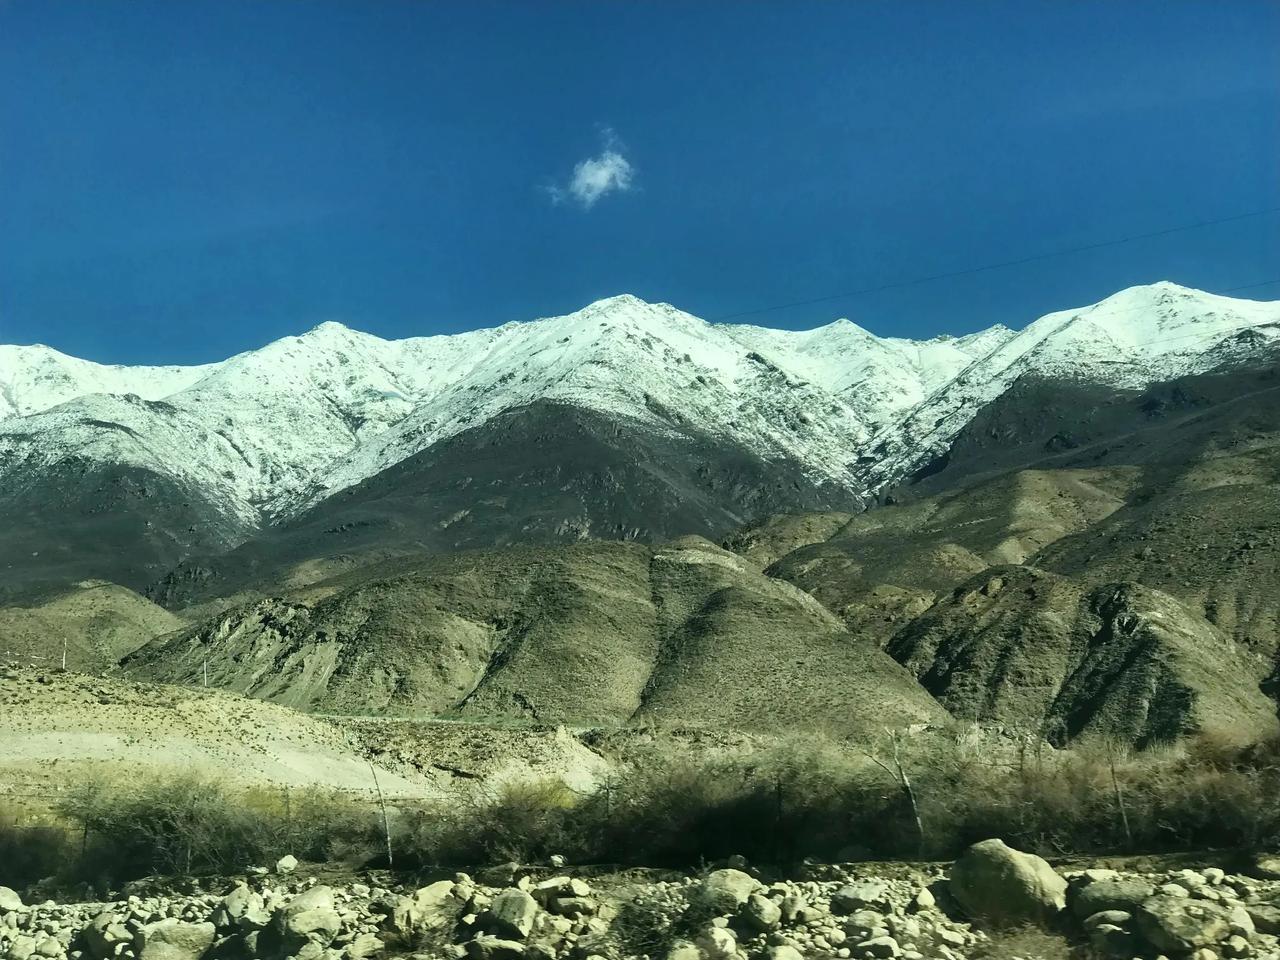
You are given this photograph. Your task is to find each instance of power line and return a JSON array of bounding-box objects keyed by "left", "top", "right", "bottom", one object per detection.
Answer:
[{"left": 711, "top": 206, "right": 1280, "bottom": 322}]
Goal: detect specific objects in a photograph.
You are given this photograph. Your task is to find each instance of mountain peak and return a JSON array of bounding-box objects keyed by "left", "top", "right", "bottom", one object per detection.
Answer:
[{"left": 299, "top": 319, "right": 360, "bottom": 340}]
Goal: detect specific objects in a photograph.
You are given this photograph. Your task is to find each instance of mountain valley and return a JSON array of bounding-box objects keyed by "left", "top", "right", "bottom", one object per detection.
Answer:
[{"left": 4, "top": 282, "right": 1280, "bottom": 910}]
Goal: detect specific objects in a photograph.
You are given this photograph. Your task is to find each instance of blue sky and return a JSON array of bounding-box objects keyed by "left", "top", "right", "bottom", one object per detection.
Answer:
[{"left": 2, "top": 0, "right": 1277, "bottom": 364}]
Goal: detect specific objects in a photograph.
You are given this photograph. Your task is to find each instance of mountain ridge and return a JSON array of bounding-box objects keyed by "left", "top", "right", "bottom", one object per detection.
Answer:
[{"left": 3, "top": 282, "right": 1277, "bottom": 594}]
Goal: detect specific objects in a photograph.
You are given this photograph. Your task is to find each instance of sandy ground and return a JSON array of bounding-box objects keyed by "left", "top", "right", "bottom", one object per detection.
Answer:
[{"left": 0, "top": 667, "right": 611, "bottom": 807}]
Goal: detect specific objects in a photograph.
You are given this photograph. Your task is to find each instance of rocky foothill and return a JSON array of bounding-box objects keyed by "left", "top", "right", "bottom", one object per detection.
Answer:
[{"left": 4, "top": 841, "right": 1280, "bottom": 960}]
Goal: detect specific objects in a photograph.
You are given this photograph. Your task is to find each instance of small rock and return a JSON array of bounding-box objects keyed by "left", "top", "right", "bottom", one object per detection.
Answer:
[
  {"left": 275, "top": 855, "right": 299, "bottom": 875},
  {"left": 856, "top": 935, "right": 902, "bottom": 958},
  {"left": 831, "top": 881, "right": 889, "bottom": 914},
  {"left": 1082, "top": 909, "right": 1133, "bottom": 929},
  {"left": 1071, "top": 878, "right": 1155, "bottom": 918},
  {"left": 1223, "top": 934, "right": 1253, "bottom": 958},
  {"left": 696, "top": 870, "right": 760, "bottom": 915},
  {"left": 464, "top": 937, "right": 525, "bottom": 960}
]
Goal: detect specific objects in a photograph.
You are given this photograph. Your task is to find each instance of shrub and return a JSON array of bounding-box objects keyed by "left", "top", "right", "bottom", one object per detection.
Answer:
[
  {"left": 0, "top": 803, "right": 74, "bottom": 887},
  {"left": 51, "top": 773, "right": 382, "bottom": 883},
  {"left": 12, "top": 729, "right": 1280, "bottom": 889}
]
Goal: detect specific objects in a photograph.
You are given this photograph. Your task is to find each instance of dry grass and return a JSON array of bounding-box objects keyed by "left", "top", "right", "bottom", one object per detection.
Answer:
[{"left": 7, "top": 729, "right": 1280, "bottom": 890}]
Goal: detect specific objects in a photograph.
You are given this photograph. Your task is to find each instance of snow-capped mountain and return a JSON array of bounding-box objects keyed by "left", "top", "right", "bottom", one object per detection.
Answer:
[
  {"left": 1, "top": 281, "right": 1277, "bottom": 592},
  {"left": 852, "top": 281, "right": 1280, "bottom": 494}
]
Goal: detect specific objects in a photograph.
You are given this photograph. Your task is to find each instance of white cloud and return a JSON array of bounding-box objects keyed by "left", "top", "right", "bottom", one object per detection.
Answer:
[{"left": 547, "top": 128, "right": 635, "bottom": 209}]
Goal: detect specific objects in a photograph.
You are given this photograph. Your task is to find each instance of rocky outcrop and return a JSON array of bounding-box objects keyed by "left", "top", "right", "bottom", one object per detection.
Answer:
[{"left": 888, "top": 566, "right": 1278, "bottom": 746}]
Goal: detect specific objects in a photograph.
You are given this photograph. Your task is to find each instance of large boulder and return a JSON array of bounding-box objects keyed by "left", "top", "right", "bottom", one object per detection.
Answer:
[
  {"left": 695, "top": 869, "right": 761, "bottom": 915},
  {"left": 0, "top": 888, "right": 22, "bottom": 912},
  {"left": 948, "top": 839, "right": 1067, "bottom": 925},
  {"left": 486, "top": 889, "right": 539, "bottom": 941},
  {"left": 1134, "top": 895, "right": 1232, "bottom": 954},
  {"left": 739, "top": 893, "right": 782, "bottom": 932},
  {"left": 132, "top": 920, "right": 216, "bottom": 960},
  {"left": 390, "top": 881, "right": 466, "bottom": 938},
  {"left": 276, "top": 885, "right": 341, "bottom": 951}
]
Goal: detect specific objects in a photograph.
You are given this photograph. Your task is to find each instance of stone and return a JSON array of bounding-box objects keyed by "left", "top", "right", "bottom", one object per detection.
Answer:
[
  {"left": 856, "top": 935, "right": 901, "bottom": 958},
  {"left": 1253, "top": 855, "right": 1280, "bottom": 880},
  {"left": 911, "top": 888, "right": 935, "bottom": 911},
  {"left": 936, "top": 928, "right": 965, "bottom": 947},
  {"left": 779, "top": 894, "right": 813, "bottom": 925},
  {"left": 844, "top": 909, "right": 886, "bottom": 940},
  {"left": 477, "top": 863, "right": 521, "bottom": 887},
  {"left": 697, "top": 869, "right": 760, "bottom": 915},
  {"left": 1223, "top": 934, "right": 1253, "bottom": 958},
  {"left": 1083, "top": 909, "right": 1133, "bottom": 929},
  {"left": 1081, "top": 869, "right": 1120, "bottom": 883},
  {"left": 948, "top": 839, "right": 1067, "bottom": 925},
  {"left": 277, "top": 886, "right": 341, "bottom": 950},
  {"left": 463, "top": 937, "right": 525, "bottom": 960},
  {"left": 0, "top": 891, "right": 22, "bottom": 913},
  {"left": 1072, "top": 878, "right": 1157, "bottom": 918},
  {"left": 1227, "top": 904, "right": 1255, "bottom": 938},
  {"left": 1245, "top": 902, "right": 1280, "bottom": 934},
  {"left": 391, "top": 882, "right": 465, "bottom": 937},
  {"left": 767, "top": 948, "right": 804, "bottom": 960},
  {"left": 549, "top": 897, "right": 594, "bottom": 919},
  {"left": 831, "top": 881, "right": 889, "bottom": 914},
  {"left": 6, "top": 937, "right": 36, "bottom": 960},
  {"left": 221, "top": 885, "right": 263, "bottom": 926},
  {"left": 664, "top": 941, "right": 701, "bottom": 960},
  {"left": 274, "top": 855, "right": 298, "bottom": 875},
  {"left": 82, "top": 914, "right": 132, "bottom": 960},
  {"left": 131, "top": 920, "right": 216, "bottom": 960},
  {"left": 344, "top": 931, "right": 384, "bottom": 958},
  {"left": 1135, "top": 895, "right": 1232, "bottom": 954},
  {"left": 695, "top": 927, "right": 737, "bottom": 960},
  {"left": 486, "top": 890, "right": 538, "bottom": 941},
  {"left": 739, "top": 893, "right": 782, "bottom": 931},
  {"left": 1090, "top": 923, "right": 1136, "bottom": 957}
]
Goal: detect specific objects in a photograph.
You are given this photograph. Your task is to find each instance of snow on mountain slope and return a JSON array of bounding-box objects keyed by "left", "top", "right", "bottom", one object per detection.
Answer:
[
  {"left": 0, "top": 344, "right": 217, "bottom": 420},
  {"left": 854, "top": 281, "right": 1280, "bottom": 495},
  {"left": 2, "top": 282, "right": 1275, "bottom": 534},
  {"left": 279, "top": 295, "right": 877, "bottom": 512},
  {"left": 721, "top": 318, "right": 1017, "bottom": 431}
]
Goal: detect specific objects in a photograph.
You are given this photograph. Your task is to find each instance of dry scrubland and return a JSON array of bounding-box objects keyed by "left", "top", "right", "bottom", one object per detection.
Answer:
[{"left": 6, "top": 739, "right": 1280, "bottom": 960}]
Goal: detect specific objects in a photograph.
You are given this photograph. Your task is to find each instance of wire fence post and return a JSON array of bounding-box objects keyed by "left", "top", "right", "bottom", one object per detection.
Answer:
[{"left": 368, "top": 760, "right": 393, "bottom": 868}]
